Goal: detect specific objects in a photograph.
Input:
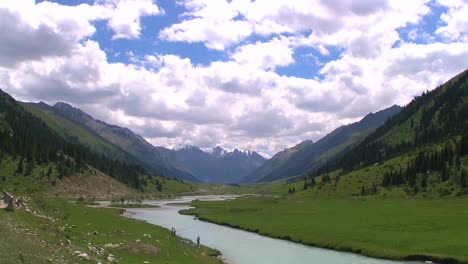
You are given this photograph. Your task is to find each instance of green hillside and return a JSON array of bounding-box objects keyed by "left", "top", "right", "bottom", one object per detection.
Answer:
[
  {"left": 247, "top": 105, "right": 401, "bottom": 183},
  {"left": 0, "top": 90, "right": 198, "bottom": 197},
  {"left": 305, "top": 69, "right": 468, "bottom": 196},
  {"left": 50, "top": 102, "right": 198, "bottom": 181},
  {"left": 22, "top": 102, "right": 127, "bottom": 160}
]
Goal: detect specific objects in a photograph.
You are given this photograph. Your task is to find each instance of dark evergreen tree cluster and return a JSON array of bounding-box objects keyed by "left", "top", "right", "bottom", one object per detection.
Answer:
[
  {"left": 0, "top": 90, "right": 150, "bottom": 189},
  {"left": 303, "top": 177, "right": 316, "bottom": 190},
  {"left": 381, "top": 142, "right": 467, "bottom": 192},
  {"left": 321, "top": 173, "right": 331, "bottom": 183},
  {"left": 458, "top": 127, "right": 468, "bottom": 157},
  {"left": 360, "top": 185, "right": 378, "bottom": 196},
  {"left": 154, "top": 178, "right": 164, "bottom": 192}
]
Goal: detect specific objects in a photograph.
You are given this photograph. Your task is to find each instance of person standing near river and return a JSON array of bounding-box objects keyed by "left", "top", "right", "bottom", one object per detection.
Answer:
[{"left": 197, "top": 236, "right": 200, "bottom": 244}]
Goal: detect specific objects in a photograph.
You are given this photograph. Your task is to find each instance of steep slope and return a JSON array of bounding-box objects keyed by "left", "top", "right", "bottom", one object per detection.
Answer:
[
  {"left": 320, "top": 69, "right": 468, "bottom": 175},
  {"left": 0, "top": 89, "right": 148, "bottom": 190},
  {"left": 49, "top": 102, "right": 198, "bottom": 181},
  {"left": 247, "top": 105, "right": 401, "bottom": 182},
  {"left": 243, "top": 140, "right": 314, "bottom": 183},
  {"left": 210, "top": 146, "right": 228, "bottom": 158},
  {"left": 173, "top": 146, "right": 267, "bottom": 183},
  {"left": 172, "top": 146, "right": 223, "bottom": 182},
  {"left": 219, "top": 149, "right": 267, "bottom": 183},
  {"left": 22, "top": 102, "right": 128, "bottom": 160},
  {"left": 297, "top": 69, "right": 468, "bottom": 198}
]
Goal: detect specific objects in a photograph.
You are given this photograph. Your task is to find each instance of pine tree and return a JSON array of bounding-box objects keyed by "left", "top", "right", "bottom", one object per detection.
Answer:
[
  {"left": 310, "top": 177, "right": 316, "bottom": 188},
  {"left": 460, "top": 169, "right": 467, "bottom": 188},
  {"left": 441, "top": 164, "right": 450, "bottom": 182},
  {"left": 47, "top": 166, "right": 52, "bottom": 178},
  {"left": 458, "top": 134, "right": 467, "bottom": 156},
  {"left": 16, "top": 156, "right": 24, "bottom": 174},
  {"left": 25, "top": 157, "right": 34, "bottom": 176},
  {"left": 156, "top": 181, "right": 163, "bottom": 192}
]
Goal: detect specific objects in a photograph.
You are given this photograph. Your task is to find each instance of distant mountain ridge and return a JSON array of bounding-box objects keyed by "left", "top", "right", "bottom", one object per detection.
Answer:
[
  {"left": 171, "top": 145, "right": 267, "bottom": 183},
  {"left": 245, "top": 105, "right": 402, "bottom": 182}
]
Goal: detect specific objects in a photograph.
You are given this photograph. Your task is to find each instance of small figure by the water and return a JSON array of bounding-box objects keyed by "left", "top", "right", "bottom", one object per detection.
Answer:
[
  {"left": 197, "top": 235, "right": 200, "bottom": 244},
  {"left": 171, "top": 228, "right": 176, "bottom": 236}
]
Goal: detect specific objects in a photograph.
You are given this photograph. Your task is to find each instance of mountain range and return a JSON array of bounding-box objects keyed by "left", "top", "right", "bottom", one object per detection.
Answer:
[
  {"left": 22, "top": 102, "right": 267, "bottom": 183},
  {"left": 2, "top": 69, "right": 467, "bottom": 188},
  {"left": 245, "top": 105, "right": 402, "bottom": 182},
  {"left": 23, "top": 100, "right": 403, "bottom": 184},
  {"left": 21, "top": 99, "right": 404, "bottom": 183},
  {"left": 170, "top": 145, "right": 266, "bottom": 183}
]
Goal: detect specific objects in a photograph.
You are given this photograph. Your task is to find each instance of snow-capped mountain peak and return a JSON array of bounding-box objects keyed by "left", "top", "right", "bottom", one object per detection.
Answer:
[
  {"left": 209, "top": 146, "right": 228, "bottom": 158},
  {"left": 169, "top": 144, "right": 199, "bottom": 151},
  {"left": 205, "top": 146, "right": 258, "bottom": 158},
  {"left": 232, "top": 148, "right": 253, "bottom": 156}
]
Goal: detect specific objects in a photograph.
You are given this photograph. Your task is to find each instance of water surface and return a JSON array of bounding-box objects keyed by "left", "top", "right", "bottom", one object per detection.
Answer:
[{"left": 127, "top": 195, "right": 419, "bottom": 264}]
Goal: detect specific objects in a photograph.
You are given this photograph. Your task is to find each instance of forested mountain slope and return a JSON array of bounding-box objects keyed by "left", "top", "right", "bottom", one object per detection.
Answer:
[
  {"left": 0, "top": 89, "right": 147, "bottom": 189},
  {"left": 300, "top": 69, "right": 468, "bottom": 197},
  {"left": 247, "top": 105, "right": 401, "bottom": 182}
]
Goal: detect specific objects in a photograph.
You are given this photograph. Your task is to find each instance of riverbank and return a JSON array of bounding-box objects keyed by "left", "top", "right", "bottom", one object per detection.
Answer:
[
  {"left": 107, "top": 203, "right": 160, "bottom": 208},
  {"left": 0, "top": 196, "right": 224, "bottom": 264},
  {"left": 181, "top": 196, "right": 468, "bottom": 264}
]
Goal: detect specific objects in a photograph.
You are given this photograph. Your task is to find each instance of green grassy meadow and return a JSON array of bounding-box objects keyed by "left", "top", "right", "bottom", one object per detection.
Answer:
[
  {"left": 0, "top": 197, "right": 222, "bottom": 264},
  {"left": 183, "top": 196, "right": 468, "bottom": 263}
]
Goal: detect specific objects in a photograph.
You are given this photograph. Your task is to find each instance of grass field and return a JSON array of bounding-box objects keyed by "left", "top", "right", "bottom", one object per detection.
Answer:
[
  {"left": 182, "top": 196, "right": 468, "bottom": 263},
  {"left": 0, "top": 197, "right": 222, "bottom": 264},
  {"left": 0, "top": 156, "right": 227, "bottom": 263}
]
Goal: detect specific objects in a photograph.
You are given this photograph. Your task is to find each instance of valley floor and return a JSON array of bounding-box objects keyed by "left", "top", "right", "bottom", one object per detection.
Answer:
[
  {"left": 182, "top": 196, "right": 468, "bottom": 264},
  {"left": 0, "top": 197, "right": 223, "bottom": 264}
]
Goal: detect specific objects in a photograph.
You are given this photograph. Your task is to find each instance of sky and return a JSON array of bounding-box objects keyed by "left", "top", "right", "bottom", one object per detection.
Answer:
[{"left": 0, "top": 0, "right": 467, "bottom": 157}]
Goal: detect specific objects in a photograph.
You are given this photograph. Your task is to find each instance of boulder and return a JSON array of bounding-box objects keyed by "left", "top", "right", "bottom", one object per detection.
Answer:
[
  {"left": 77, "top": 253, "right": 90, "bottom": 261},
  {"left": 2, "top": 192, "right": 15, "bottom": 211}
]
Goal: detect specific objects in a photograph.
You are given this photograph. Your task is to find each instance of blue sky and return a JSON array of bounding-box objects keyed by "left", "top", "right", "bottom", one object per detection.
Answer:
[
  {"left": 1, "top": 0, "right": 467, "bottom": 156},
  {"left": 86, "top": 0, "right": 351, "bottom": 79}
]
